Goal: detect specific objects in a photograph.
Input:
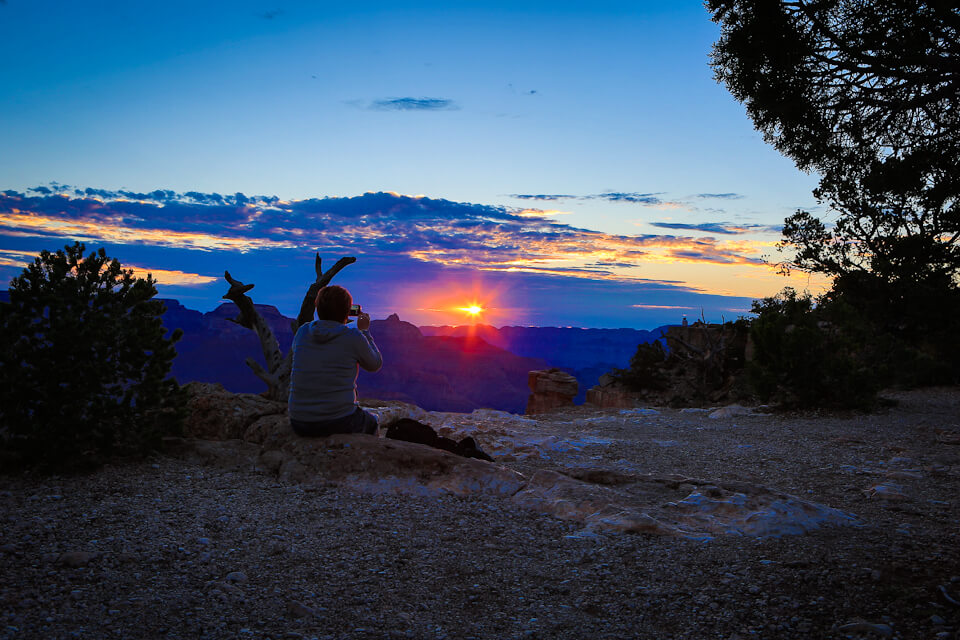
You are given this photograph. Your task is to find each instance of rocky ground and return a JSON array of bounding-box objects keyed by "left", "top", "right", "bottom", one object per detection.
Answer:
[{"left": 2, "top": 387, "right": 960, "bottom": 640}]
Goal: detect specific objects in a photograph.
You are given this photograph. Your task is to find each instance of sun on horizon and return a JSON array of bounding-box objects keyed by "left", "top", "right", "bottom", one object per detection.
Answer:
[{"left": 458, "top": 304, "right": 485, "bottom": 318}]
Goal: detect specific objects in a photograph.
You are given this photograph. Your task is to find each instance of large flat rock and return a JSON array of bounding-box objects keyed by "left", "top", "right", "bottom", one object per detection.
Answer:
[
  {"left": 171, "top": 388, "right": 859, "bottom": 539},
  {"left": 167, "top": 427, "right": 857, "bottom": 540}
]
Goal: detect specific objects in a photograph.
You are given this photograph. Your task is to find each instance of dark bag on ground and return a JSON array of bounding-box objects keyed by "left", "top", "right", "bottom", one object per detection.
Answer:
[{"left": 385, "top": 419, "right": 493, "bottom": 462}]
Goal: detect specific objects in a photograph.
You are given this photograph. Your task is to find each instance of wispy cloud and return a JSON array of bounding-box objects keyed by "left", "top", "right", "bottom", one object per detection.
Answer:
[
  {"left": 649, "top": 221, "right": 782, "bottom": 235},
  {"left": 510, "top": 190, "right": 763, "bottom": 215},
  {"left": 369, "top": 97, "right": 458, "bottom": 111},
  {"left": 510, "top": 192, "right": 665, "bottom": 205},
  {"left": 0, "top": 248, "right": 38, "bottom": 268},
  {"left": 509, "top": 191, "right": 694, "bottom": 210},
  {"left": 593, "top": 192, "right": 663, "bottom": 205},
  {"left": 507, "top": 194, "right": 576, "bottom": 201},
  {"left": 515, "top": 208, "right": 572, "bottom": 217},
  {"left": 695, "top": 193, "right": 744, "bottom": 200},
  {"left": 631, "top": 304, "right": 696, "bottom": 310}
]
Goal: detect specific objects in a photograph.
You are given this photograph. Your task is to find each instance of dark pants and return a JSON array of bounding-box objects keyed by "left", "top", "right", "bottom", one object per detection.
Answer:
[{"left": 290, "top": 406, "right": 378, "bottom": 437}]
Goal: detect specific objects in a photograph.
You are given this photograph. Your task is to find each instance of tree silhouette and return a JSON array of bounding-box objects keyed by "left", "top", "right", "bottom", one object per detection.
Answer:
[
  {"left": 0, "top": 243, "right": 184, "bottom": 469},
  {"left": 708, "top": 0, "right": 960, "bottom": 291}
]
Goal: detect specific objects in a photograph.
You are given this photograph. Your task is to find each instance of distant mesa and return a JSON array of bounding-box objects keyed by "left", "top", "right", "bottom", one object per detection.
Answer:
[
  {"left": 0, "top": 290, "right": 671, "bottom": 414},
  {"left": 160, "top": 300, "right": 549, "bottom": 413}
]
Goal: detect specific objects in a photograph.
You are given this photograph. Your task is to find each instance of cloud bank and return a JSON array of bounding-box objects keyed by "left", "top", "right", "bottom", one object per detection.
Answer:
[
  {"left": 0, "top": 188, "right": 771, "bottom": 277},
  {"left": 0, "top": 185, "right": 805, "bottom": 327}
]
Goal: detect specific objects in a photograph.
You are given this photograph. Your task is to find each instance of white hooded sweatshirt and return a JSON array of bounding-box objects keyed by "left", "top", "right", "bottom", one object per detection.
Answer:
[{"left": 288, "top": 320, "right": 382, "bottom": 422}]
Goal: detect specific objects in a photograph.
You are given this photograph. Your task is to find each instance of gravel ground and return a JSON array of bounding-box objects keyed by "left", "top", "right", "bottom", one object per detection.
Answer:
[{"left": 2, "top": 387, "right": 959, "bottom": 640}]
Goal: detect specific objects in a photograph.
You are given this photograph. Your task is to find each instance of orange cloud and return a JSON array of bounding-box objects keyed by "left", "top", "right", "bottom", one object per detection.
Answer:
[
  {"left": 515, "top": 208, "right": 574, "bottom": 217},
  {"left": 0, "top": 249, "right": 40, "bottom": 268},
  {"left": 631, "top": 304, "right": 696, "bottom": 310},
  {"left": 0, "top": 212, "right": 295, "bottom": 252},
  {"left": 125, "top": 264, "right": 219, "bottom": 287}
]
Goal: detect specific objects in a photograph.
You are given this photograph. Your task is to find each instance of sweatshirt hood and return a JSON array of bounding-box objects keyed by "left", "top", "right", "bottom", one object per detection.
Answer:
[{"left": 308, "top": 319, "right": 351, "bottom": 344}]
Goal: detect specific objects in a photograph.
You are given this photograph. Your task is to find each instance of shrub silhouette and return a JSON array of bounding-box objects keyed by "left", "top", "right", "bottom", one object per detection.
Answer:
[
  {"left": 747, "top": 288, "right": 879, "bottom": 409},
  {"left": 0, "top": 243, "right": 185, "bottom": 470},
  {"left": 613, "top": 340, "right": 669, "bottom": 392}
]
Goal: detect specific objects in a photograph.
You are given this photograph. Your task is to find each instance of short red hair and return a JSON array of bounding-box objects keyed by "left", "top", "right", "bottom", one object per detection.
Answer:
[{"left": 315, "top": 285, "right": 352, "bottom": 323}]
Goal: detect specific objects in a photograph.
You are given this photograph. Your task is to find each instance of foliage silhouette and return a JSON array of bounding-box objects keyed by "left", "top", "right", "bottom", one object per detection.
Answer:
[
  {"left": 746, "top": 288, "right": 880, "bottom": 409},
  {"left": 0, "top": 243, "right": 185, "bottom": 470},
  {"left": 612, "top": 321, "right": 750, "bottom": 406},
  {"left": 709, "top": 0, "right": 960, "bottom": 394},
  {"left": 708, "top": 0, "right": 960, "bottom": 295},
  {"left": 612, "top": 341, "right": 669, "bottom": 393}
]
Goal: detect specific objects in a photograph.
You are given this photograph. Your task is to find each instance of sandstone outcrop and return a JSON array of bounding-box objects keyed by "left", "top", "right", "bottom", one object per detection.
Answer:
[
  {"left": 525, "top": 368, "right": 578, "bottom": 414},
  {"left": 585, "top": 374, "right": 636, "bottom": 409}
]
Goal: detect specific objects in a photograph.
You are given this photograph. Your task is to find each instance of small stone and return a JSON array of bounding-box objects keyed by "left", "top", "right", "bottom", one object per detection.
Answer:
[
  {"left": 870, "top": 569, "right": 882, "bottom": 581},
  {"left": 287, "top": 601, "right": 316, "bottom": 618},
  {"left": 930, "top": 615, "right": 946, "bottom": 626},
  {"left": 709, "top": 404, "right": 752, "bottom": 419},
  {"left": 863, "top": 483, "right": 909, "bottom": 501},
  {"left": 838, "top": 622, "right": 893, "bottom": 638},
  {"left": 225, "top": 571, "right": 248, "bottom": 583},
  {"left": 57, "top": 551, "right": 99, "bottom": 568}
]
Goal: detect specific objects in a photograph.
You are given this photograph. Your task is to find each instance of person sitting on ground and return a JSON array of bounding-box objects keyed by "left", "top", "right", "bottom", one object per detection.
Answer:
[{"left": 288, "top": 285, "right": 382, "bottom": 436}]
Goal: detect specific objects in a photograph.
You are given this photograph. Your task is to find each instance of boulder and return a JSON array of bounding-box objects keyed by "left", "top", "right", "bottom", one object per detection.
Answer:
[
  {"left": 525, "top": 368, "right": 578, "bottom": 414},
  {"left": 183, "top": 382, "right": 287, "bottom": 440},
  {"left": 361, "top": 400, "right": 430, "bottom": 428},
  {"left": 274, "top": 434, "right": 522, "bottom": 496}
]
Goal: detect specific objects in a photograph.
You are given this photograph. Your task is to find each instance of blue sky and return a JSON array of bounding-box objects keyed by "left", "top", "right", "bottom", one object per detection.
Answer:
[{"left": 0, "top": 0, "right": 827, "bottom": 328}]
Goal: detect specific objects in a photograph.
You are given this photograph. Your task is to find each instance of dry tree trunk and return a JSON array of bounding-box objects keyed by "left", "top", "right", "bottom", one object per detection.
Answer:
[
  {"left": 222, "top": 253, "right": 356, "bottom": 401},
  {"left": 295, "top": 254, "right": 356, "bottom": 327}
]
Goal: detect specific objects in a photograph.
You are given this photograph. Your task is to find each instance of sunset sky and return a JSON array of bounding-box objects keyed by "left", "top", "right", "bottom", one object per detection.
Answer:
[{"left": 0, "top": 0, "right": 829, "bottom": 329}]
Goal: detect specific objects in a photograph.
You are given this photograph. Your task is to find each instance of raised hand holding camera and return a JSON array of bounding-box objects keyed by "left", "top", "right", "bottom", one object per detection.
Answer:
[{"left": 349, "top": 303, "right": 370, "bottom": 331}]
